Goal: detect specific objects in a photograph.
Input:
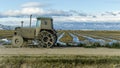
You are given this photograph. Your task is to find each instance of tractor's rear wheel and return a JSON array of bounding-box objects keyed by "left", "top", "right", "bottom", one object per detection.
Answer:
[
  {"left": 38, "top": 30, "right": 57, "bottom": 48},
  {"left": 12, "top": 35, "right": 24, "bottom": 47}
]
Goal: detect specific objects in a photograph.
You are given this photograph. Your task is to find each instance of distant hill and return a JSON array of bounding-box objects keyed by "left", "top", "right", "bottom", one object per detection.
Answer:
[
  {"left": 0, "top": 24, "right": 14, "bottom": 30},
  {"left": 1, "top": 22, "right": 120, "bottom": 30},
  {"left": 54, "top": 22, "right": 120, "bottom": 30}
]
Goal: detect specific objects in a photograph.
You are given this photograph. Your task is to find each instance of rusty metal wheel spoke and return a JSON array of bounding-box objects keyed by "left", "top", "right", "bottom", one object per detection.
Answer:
[{"left": 38, "top": 30, "right": 56, "bottom": 48}]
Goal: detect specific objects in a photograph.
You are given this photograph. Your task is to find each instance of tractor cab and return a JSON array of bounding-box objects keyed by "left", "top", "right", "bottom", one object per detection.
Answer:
[{"left": 36, "top": 17, "right": 53, "bottom": 29}]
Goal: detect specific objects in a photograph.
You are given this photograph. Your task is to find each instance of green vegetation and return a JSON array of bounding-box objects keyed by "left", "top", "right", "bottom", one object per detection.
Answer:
[
  {"left": 105, "top": 42, "right": 120, "bottom": 48},
  {"left": 0, "top": 55, "right": 120, "bottom": 68},
  {"left": 59, "top": 41, "right": 120, "bottom": 48}
]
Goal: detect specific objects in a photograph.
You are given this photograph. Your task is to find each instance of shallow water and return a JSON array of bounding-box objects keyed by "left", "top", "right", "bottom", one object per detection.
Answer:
[
  {"left": 57, "top": 33, "right": 66, "bottom": 45},
  {"left": 76, "top": 33, "right": 119, "bottom": 45},
  {"left": 84, "top": 35, "right": 119, "bottom": 45},
  {"left": 108, "top": 39, "right": 118, "bottom": 45},
  {"left": 69, "top": 33, "right": 79, "bottom": 43},
  {"left": 0, "top": 38, "right": 11, "bottom": 45},
  {"left": 84, "top": 36, "right": 106, "bottom": 45},
  {"left": 69, "top": 33, "right": 84, "bottom": 44},
  {"left": 76, "top": 34, "right": 106, "bottom": 45}
]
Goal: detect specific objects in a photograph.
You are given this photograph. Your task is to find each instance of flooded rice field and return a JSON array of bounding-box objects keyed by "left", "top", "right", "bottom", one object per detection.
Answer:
[{"left": 57, "top": 30, "right": 120, "bottom": 46}]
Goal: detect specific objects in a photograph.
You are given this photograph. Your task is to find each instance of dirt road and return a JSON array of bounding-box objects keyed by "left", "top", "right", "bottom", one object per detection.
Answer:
[{"left": 0, "top": 47, "right": 120, "bottom": 56}]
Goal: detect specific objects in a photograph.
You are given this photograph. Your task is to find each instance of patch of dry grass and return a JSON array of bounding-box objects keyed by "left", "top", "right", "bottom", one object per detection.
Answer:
[
  {"left": 59, "top": 31, "right": 73, "bottom": 43},
  {"left": 0, "top": 30, "right": 14, "bottom": 39},
  {"left": 75, "top": 30, "right": 120, "bottom": 40},
  {"left": 73, "top": 33, "right": 86, "bottom": 41}
]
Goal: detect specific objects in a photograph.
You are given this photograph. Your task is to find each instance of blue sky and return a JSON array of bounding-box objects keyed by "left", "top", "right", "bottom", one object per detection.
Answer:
[
  {"left": 0, "top": 0, "right": 120, "bottom": 12},
  {"left": 0, "top": 0, "right": 120, "bottom": 26}
]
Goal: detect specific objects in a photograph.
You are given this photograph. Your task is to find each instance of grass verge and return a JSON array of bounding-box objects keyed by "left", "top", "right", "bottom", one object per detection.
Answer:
[{"left": 0, "top": 55, "right": 120, "bottom": 68}]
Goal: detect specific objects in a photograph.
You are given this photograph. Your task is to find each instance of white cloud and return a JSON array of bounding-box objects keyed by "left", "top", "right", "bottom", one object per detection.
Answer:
[
  {"left": 0, "top": 17, "right": 36, "bottom": 26},
  {"left": 0, "top": 2, "right": 120, "bottom": 25},
  {"left": 1, "top": 7, "right": 45, "bottom": 16},
  {"left": 21, "top": 7, "right": 44, "bottom": 15},
  {"left": 53, "top": 14, "right": 120, "bottom": 23},
  {"left": 21, "top": 2, "right": 48, "bottom": 8},
  {"left": 0, "top": 5, "right": 69, "bottom": 17},
  {"left": 2, "top": 10, "right": 20, "bottom": 16}
]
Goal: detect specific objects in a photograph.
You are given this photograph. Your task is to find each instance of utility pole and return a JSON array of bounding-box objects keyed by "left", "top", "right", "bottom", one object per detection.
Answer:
[{"left": 30, "top": 15, "right": 32, "bottom": 27}]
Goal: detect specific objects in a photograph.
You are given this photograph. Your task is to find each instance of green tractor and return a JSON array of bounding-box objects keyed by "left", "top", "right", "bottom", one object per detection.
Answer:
[{"left": 12, "top": 17, "right": 57, "bottom": 48}]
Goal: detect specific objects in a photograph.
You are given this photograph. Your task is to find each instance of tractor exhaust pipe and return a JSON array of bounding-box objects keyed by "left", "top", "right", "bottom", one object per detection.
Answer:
[{"left": 30, "top": 15, "right": 32, "bottom": 27}]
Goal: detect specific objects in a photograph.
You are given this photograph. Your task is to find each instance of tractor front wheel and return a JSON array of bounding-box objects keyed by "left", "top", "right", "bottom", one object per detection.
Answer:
[{"left": 12, "top": 35, "right": 24, "bottom": 47}]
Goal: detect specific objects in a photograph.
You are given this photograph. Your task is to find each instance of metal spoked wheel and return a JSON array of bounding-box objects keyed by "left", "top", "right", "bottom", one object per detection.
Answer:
[
  {"left": 38, "top": 31, "right": 56, "bottom": 48},
  {"left": 12, "top": 35, "right": 24, "bottom": 47}
]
